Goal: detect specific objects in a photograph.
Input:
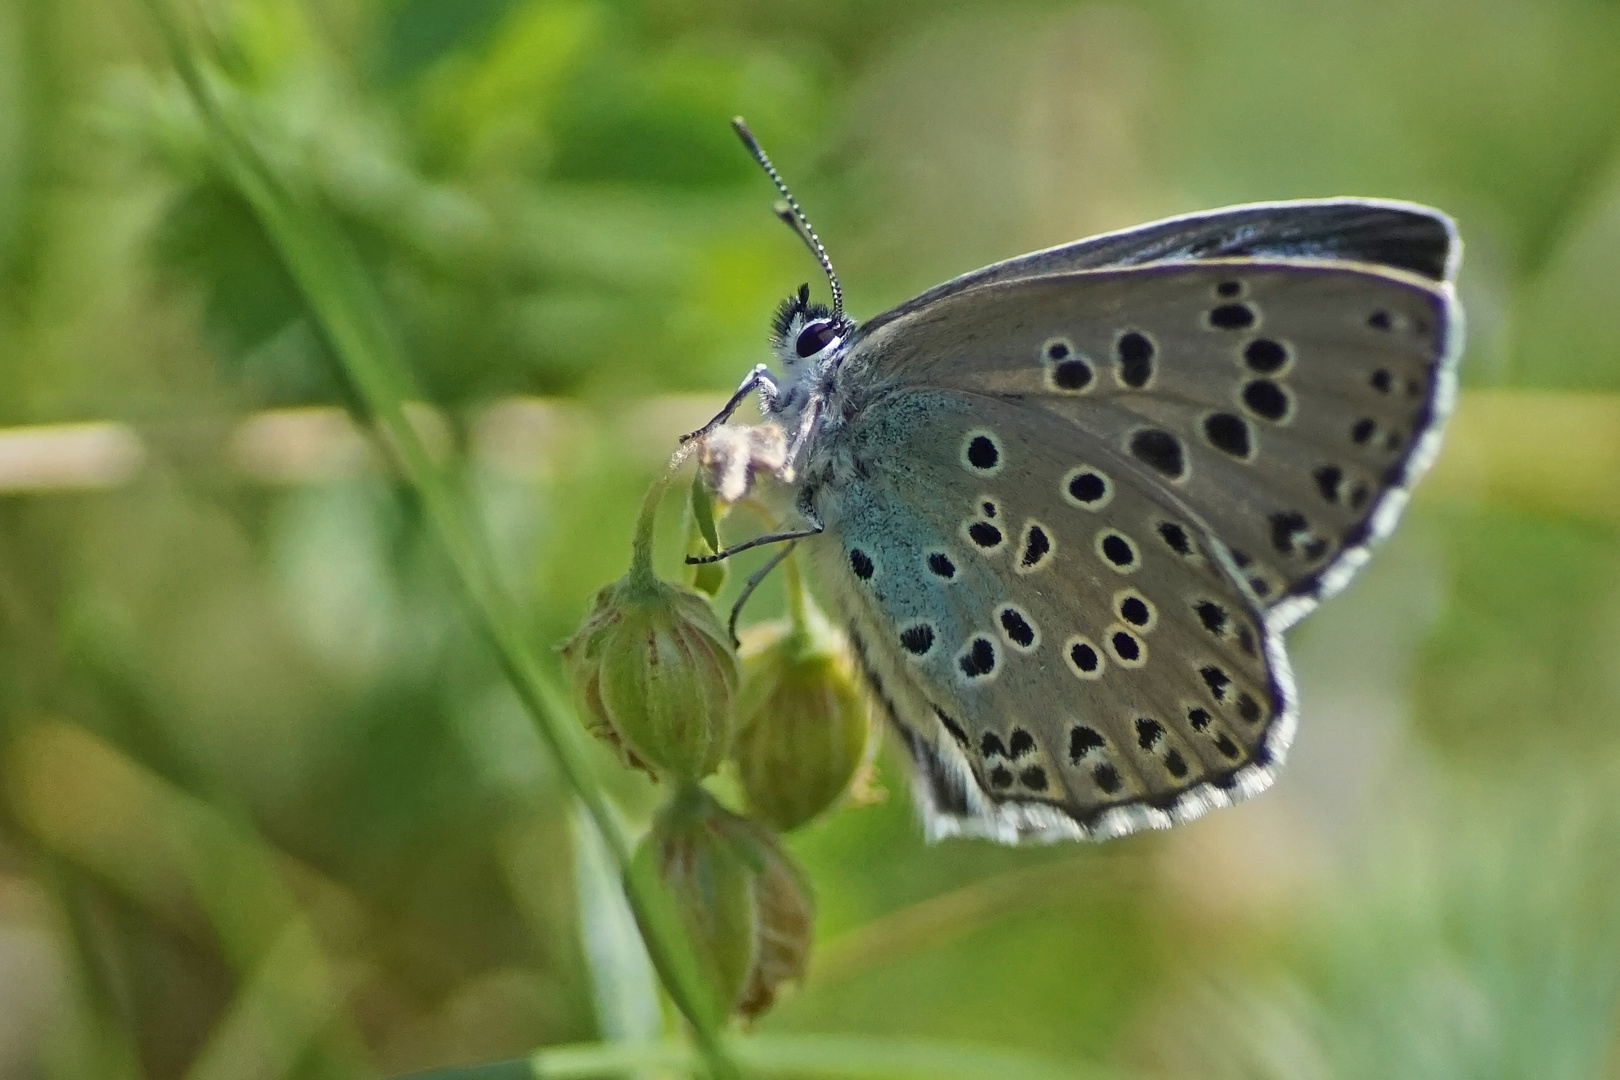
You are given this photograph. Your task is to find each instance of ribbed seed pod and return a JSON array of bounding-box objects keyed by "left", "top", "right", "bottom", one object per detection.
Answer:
[
  {"left": 733, "top": 611, "right": 872, "bottom": 831},
  {"left": 562, "top": 481, "right": 737, "bottom": 780},
  {"left": 632, "top": 785, "right": 814, "bottom": 1022}
]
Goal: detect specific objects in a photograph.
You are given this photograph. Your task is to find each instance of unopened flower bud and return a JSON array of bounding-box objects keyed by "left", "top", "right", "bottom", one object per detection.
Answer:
[
  {"left": 733, "top": 611, "right": 873, "bottom": 831},
  {"left": 561, "top": 482, "right": 737, "bottom": 780},
  {"left": 631, "top": 785, "right": 814, "bottom": 1022}
]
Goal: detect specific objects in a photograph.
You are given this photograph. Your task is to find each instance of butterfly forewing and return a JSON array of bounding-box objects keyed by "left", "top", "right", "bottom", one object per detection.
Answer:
[
  {"left": 859, "top": 199, "right": 1456, "bottom": 339},
  {"left": 805, "top": 389, "right": 1294, "bottom": 842},
  {"left": 841, "top": 259, "right": 1458, "bottom": 623}
]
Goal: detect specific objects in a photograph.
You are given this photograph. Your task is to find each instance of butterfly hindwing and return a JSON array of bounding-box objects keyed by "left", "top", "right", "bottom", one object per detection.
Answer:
[{"left": 804, "top": 389, "right": 1294, "bottom": 842}]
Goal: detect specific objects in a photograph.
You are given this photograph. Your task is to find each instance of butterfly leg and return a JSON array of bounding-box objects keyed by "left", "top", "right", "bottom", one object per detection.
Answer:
[
  {"left": 689, "top": 485, "right": 824, "bottom": 566},
  {"left": 679, "top": 364, "right": 780, "bottom": 445},
  {"left": 726, "top": 541, "right": 797, "bottom": 645},
  {"left": 685, "top": 523, "right": 822, "bottom": 565},
  {"left": 777, "top": 393, "right": 825, "bottom": 482}
]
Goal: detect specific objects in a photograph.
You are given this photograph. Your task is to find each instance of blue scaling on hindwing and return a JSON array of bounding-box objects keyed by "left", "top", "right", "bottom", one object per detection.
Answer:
[{"left": 829, "top": 476, "right": 982, "bottom": 678}]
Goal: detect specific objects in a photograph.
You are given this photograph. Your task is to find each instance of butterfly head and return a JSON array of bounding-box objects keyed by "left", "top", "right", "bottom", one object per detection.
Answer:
[{"left": 771, "top": 282, "right": 851, "bottom": 366}]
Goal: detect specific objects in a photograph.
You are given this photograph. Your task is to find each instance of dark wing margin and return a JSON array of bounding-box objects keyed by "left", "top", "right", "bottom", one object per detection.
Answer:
[{"left": 859, "top": 198, "right": 1459, "bottom": 339}]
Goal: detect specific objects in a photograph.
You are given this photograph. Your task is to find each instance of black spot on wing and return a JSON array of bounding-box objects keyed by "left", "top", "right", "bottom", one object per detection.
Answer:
[
  {"left": 1119, "top": 596, "right": 1151, "bottom": 627},
  {"left": 966, "top": 435, "right": 999, "bottom": 470},
  {"left": 1052, "top": 359, "right": 1094, "bottom": 390},
  {"left": 969, "top": 521, "right": 1003, "bottom": 549},
  {"left": 1092, "top": 763, "right": 1123, "bottom": 794},
  {"left": 1157, "top": 520, "right": 1193, "bottom": 556},
  {"left": 1200, "top": 665, "right": 1232, "bottom": 700},
  {"left": 1204, "top": 412, "right": 1252, "bottom": 458},
  {"left": 1000, "top": 607, "right": 1036, "bottom": 647},
  {"left": 1129, "top": 429, "right": 1186, "bottom": 478},
  {"left": 900, "top": 623, "right": 936, "bottom": 656},
  {"left": 1313, "top": 464, "right": 1344, "bottom": 503},
  {"left": 1069, "top": 726, "right": 1105, "bottom": 760},
  {"left": 1008, "top": 729, "right": 1035, "bottom": 758},
  {"left": 1195, "top": 600, "right": 1228, "bottom": 635},
  {"left": 958, "top": 637, "right": 997, "bottom": 678},
  {"left": 1209, "top": 303, "right": 1256, "bottom": 329},
  {"left": 1116, "top": 331, "right": 1155, "bottom": 387},
  {"left": 1110, "top": 630, "right": 1141, "bottom": 661},
  {"left": 1243, "top": 338, "right": 1289, "bottom": 373},
  {"left": 1020, "top": 524, "right": 1051, "bottom": 567},
  {"left": 1242, "top": 379, "right": 1291, "bottom": 422},
  {"left": 1100, "top": 533, "right": 1137, "bottom": 568}
]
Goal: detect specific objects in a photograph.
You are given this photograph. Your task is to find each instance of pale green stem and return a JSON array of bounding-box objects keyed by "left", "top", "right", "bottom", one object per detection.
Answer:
[
  {"left": 629, "top": 474, "right": 676, "bottom": 584},
  {"left": 521, "top": 1034, "right": 1110, "bottom": 1080},
  {"left": 382, "top": 1034, "right": 1116, "bottom": 1080},
  {"left": 782, "top": 549, "right": 810, "bottom": 636}
]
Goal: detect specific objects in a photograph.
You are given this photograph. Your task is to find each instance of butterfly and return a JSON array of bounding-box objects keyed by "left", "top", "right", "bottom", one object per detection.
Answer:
[{"left": 687, "top": 119, "right": 1461, "bottom": 845}]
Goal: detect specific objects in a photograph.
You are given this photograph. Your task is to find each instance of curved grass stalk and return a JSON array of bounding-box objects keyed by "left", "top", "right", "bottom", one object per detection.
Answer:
[{"left": 139, "top": 3, "right": 737, "bottom": 1075}]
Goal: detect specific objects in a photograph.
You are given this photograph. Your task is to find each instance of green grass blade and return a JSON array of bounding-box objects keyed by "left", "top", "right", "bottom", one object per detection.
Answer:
[
  {"left": 139, "top": 3, "right": 738, "bottom": 1076},
  {"left": 570, "top": 805, "right": 663, "bottom": 1045}
]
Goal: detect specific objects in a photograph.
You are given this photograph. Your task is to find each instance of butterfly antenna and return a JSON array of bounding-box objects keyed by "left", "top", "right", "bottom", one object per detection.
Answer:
[{"left": 732, "top": 117, "right": 844, "bottom": 323}]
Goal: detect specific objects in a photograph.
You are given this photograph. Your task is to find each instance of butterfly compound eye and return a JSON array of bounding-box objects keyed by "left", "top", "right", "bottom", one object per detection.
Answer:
[{"left": 795, "top": 319, "right": 839, "bottom": 358}]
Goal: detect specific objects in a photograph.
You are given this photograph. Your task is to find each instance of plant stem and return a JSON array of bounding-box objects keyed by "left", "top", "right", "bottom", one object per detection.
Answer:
[
  {"left": 389, "top": 1033, "right": 1113, "bottom": 1080},
  {"left": 782, "top": 549, "right": 809, "bottom": 635},
  {"left": 523, "top": 1034, "right": 1108, "bottom": 1080},
  {"left": 629, "top": 473, "right": 675, "bottom": 585}
]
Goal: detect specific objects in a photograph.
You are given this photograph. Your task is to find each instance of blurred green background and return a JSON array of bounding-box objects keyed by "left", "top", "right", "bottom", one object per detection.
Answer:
[{"left": 3, "top": 0, "right": 1620, "bottom": 1077}]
